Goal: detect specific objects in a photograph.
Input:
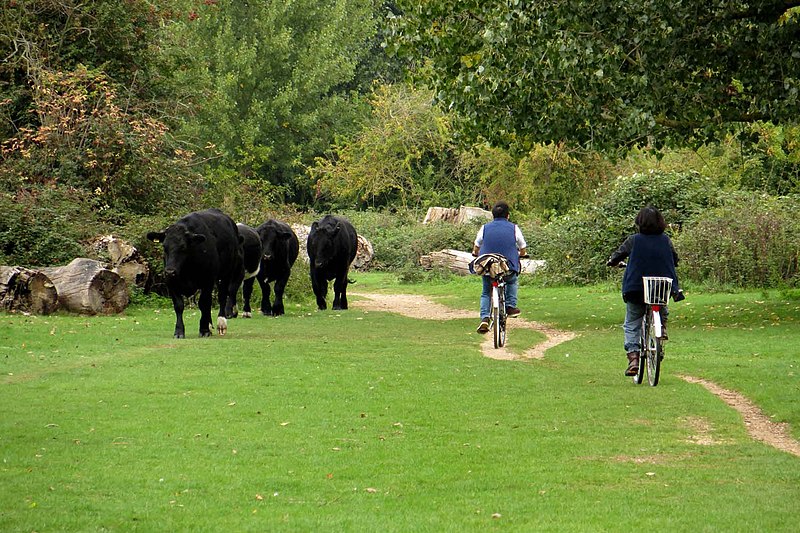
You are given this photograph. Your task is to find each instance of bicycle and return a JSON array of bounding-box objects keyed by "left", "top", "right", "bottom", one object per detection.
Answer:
[
  {"left": 470, "top": 253, "right": 512, "bottom": 348},
  {"left": 635, "top": 276, "right": 672, "bottom": 386}
]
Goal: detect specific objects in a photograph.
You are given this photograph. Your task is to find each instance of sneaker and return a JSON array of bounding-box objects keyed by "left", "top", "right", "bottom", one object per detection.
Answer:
[
  {"left": 476, "top": 319, "right": 490, "bottom": 333},
  {"left": 660, "top": 325, "right": 668, "bottom": 341},
  {"left": 506, "top": 306, "right": 521, "bottom": 318}
]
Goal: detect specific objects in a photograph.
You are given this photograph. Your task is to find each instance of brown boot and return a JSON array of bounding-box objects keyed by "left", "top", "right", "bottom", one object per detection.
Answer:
[{"left": 625, "top": 352, "right": 640, "bottom": 376}]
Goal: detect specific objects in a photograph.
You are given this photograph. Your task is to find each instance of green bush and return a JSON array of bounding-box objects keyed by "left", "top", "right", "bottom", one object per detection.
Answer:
[
  {"left": 530, "top": 170, "right": 720, "bottom": 284},
  {"left": 0, "top": 187, "right": 100, "bottom": 267},
  {"left": 675, "top": 193, "right": 800, "bottom": 288}
]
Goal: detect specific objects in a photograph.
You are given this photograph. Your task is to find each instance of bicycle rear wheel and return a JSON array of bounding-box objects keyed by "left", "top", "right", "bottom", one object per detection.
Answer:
[
  {"left": 634, "top": 312, "right": 647, "bottom": 384},
  {"left": 645, "top": 308, "right": 663, "bottom": 386},
  {"left": 492, "top": 285, "right": 506, "bottom": 348}
]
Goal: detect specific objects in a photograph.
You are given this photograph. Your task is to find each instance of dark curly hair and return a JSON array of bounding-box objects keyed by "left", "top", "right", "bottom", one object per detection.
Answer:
[
  {"left": 491, "top": 201, "right": 510, "bottom": 219},
  {"left": 635, "top": 206, "right": 667, "bottom": 235}
]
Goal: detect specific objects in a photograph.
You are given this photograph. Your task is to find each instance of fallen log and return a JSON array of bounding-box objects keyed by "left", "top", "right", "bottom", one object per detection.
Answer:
[
  {"left": 0, "top": 266, "right": 59, "bottom": 315},
  {"left": 422, "top": 206, "right": 492, "bottom": 225},
  {"left": 40, "top": 258, "right": 129, "bottom": 315},
  {"left": 420, "top": 249, "right": 547, "bottom": 275},
  {"left": 88, "top": 235, "right": 149, "bottom": 289}
]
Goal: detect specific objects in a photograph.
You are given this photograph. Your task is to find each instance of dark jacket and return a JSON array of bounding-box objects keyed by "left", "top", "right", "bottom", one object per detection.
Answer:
[{"left": 608, "top": 233, "right": 679, "bottom": 303}]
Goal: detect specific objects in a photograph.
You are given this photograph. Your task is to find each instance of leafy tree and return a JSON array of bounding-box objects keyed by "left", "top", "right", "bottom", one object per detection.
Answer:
[
  {"left": 310, "top": 84, "right": 475, "bottom": 208},
  {"left": 388, "top": 1, "right": 800, "bottom": 152},
  {"left": 173, "top": 0, "right": 378, "bottom": 203}
]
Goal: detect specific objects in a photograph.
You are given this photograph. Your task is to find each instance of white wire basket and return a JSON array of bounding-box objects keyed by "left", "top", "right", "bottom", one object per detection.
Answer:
[{"left": 643, "top": 276, "right": 673, "bottom": 305}]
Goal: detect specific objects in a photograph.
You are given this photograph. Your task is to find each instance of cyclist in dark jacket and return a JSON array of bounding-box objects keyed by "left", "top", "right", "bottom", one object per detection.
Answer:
[{"left": 607, "top": 206, "right": 680, "bottom": 376}]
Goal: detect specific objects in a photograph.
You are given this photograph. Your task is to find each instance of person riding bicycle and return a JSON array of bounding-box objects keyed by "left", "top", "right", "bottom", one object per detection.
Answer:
[
  {"left": 606, "top": 206, "right": 682, "bottom": 377},
  {"left": 472, "top": 201, "right": 528, "bottom": 334}
]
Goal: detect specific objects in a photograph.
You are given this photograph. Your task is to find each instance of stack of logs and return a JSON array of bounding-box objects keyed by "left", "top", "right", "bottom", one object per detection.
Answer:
[{"left": 0, "top": 236, "right": 146, "bottom": 315}]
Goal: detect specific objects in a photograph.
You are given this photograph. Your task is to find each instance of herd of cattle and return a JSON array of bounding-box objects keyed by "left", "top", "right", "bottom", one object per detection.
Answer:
[{"left": 146, "top": 208, "right": 358, "bottom": 338}]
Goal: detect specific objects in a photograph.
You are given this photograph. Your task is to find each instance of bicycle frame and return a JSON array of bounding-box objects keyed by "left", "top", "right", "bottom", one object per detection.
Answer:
[{"left": 491, "top": 274, "right": 507, "bottom": 348}]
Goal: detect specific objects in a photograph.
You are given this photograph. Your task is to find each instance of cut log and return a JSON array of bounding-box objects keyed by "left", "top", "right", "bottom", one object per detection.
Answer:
[
  {"left": 88, "top": 235, "right": 149, "bottom": 288},
  {"left": 423, "top": 206, "right": 492, "bottom": 225},
  {"left": 0, "top": 266, "right": 59, "bottom": 315},
  {"left": 419, "top": 249, "right": 546, "bottom": 275},
  {"left": 40, "top": 258, "right": 129, "bottom": 315}
]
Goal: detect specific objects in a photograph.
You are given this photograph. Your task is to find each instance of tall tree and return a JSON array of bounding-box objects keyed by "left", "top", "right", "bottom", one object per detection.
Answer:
[
  {"left": 389, "top": 1, "right": 800, "bottom": 152},
  {"left": 176, "top": 0, "right": 377, "bottom": 202}
]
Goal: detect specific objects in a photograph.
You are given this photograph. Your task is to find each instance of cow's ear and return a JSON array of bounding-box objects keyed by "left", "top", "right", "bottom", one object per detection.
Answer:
[
  {"left": 190, "top": 233, "right": 206, "bottom": 245},
  {"left": 147, "top": 231, "right": 165, "bottom": 243},
  {"left": 311, "top": 221, "right": 319, "bottom": 231}
]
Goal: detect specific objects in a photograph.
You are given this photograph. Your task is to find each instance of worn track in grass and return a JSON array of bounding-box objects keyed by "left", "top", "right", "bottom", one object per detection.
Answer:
[{"left": 351, "top": 291, "right": 800, "bottom": 458}]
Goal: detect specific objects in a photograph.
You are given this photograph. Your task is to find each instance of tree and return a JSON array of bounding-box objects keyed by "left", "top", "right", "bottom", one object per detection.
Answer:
[
  {"left": 388, "top": 1, "right": 800, "bottom": 152},
  {"left": 174, "top": 0, "right": 378, "bottom": 203}
]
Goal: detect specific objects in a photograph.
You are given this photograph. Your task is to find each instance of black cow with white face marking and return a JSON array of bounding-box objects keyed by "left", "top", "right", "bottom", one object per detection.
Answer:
[
  {"left": 234, "top": 220, "right": 299, "bottom": 317},
  {"left": 307, "top": 215, "right": 357, "bottom": 310},
  {"left": 147, "top": 209, "right": 244, "bottom": 338}
]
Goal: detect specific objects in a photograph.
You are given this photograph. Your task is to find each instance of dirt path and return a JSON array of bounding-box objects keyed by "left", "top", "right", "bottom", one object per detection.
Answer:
[
  {"left": 679, "top": 375, "right": 800, "bottom": 457},
  {"left": 349, "top": 291, "right": 575, "bottom": 361},
  {"left": 350, "top": 291, "right": 800, "bottom": 457}
]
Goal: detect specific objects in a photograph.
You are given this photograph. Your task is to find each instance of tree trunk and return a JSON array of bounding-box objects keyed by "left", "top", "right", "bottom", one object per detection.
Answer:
[
  {"left": 0, "top": 266, "right": 59, "bottom": 315},
  {"left": 420, "top": 249, "right": 546, "bottom": 275},
  {"left": 40, "top": 258, "right": 129, "bottom": 315}
]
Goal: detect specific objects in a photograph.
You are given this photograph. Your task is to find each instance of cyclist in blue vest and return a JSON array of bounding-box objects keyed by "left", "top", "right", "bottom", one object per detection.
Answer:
[
  {"left": 607, "top": 206, "right": 682, "bottom": 376},
  {"left": 472, "top": 201, "right": 528, "bottom": 334}
]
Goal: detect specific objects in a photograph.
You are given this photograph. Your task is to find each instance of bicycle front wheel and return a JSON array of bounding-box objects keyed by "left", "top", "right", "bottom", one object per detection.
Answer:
[
  {"left": 645, "top": 308, "right": 663, "bottom": 386},
  {"left": 492, "top": 285, "right": 506, "bottom": 348}
]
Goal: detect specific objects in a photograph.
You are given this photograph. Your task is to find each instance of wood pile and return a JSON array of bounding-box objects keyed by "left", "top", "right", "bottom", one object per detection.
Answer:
[
  {"left": 88, "top": 235, "right": 149, "bottom": 289},
  {"left": 422, "top": 206, "right": 492, "bottom": 225},
  {"left": 419, "top": 249, "right": 547, "bottom": 276}
]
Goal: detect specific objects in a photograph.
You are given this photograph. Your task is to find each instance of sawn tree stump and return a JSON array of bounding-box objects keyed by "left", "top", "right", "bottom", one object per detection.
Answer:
[
  {"left": 0, "top": 266, "right": 59, "bottom": 315},
  {"left": 40, "top": 258, "right": 129, "bottom": 315}
]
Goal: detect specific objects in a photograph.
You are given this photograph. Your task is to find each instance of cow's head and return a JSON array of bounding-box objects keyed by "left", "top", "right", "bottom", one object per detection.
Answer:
[
  {"left": 309, "top": 221, "right": 340, "bottom": 268},
  {"left": 147, "top": 226, "right": 206, "bottom": 281},
  {"left": 257, "top": 222, "right": 293, "bottom": 266}
]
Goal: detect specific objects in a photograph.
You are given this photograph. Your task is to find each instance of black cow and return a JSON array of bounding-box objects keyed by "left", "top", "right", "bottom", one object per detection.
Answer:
[
  {"left": 235, "top": 221, "right": 299, "bottom": 317},
  {"left": 147, "top": 209, "right": 244, "bottom": 338},
  {"left": 307, "top": 215, "right": 357, "bottom": 310}
]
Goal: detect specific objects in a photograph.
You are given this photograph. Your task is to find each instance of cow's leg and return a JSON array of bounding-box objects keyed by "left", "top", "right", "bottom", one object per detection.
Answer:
[
  {"left": 272, "top": 274, "right": 289, "bottom": 316},
  {"left": 198, "top": 289, "right": 214, "bottom": 337},
  {"left": 332, "top": 273, "right": 348, "bottom": 310},
  {"left": 216, "top": 279, "right": 231, "bottom": 336},
  {"left": 311, "top": 268, "right": 327, "bottom": 310},
  {"left": 171, "top": 293, "right": 186, "bottom": 338},
  {"left": 258, "top": 276, "right": 273, "bottom": 316},
  {"left": 242, "top": 277, "right": 255, "bottom": 318}
]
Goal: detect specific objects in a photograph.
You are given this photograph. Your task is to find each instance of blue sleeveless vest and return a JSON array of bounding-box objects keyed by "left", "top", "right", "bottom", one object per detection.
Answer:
[
  {"left": 622, "top": 233, "right": 679, "bottom": 300},
  {"left": 479, "top": 219, "right": 521, "bottom": 273}
]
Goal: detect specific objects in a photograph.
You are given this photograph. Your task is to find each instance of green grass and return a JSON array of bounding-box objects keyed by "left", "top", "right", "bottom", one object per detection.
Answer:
[{"left": 1, "top": 273, "right": 799, "bottom": 531}]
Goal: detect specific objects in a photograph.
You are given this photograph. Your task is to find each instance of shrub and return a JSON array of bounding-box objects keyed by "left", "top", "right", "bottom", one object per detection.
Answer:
[
  {"left": 675, "top": 193, "right": 800, "bottom": 288},
  {"left": 531, "top": 170, "right": 720, "bottom": 284}
]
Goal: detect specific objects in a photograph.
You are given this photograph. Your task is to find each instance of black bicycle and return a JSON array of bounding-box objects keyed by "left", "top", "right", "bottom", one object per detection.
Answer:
[{"left": 489, "top": 269, "right": 508, "bottom": 348}]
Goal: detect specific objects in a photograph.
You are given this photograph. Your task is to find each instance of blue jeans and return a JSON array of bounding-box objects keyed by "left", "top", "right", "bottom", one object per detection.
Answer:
[
  {"left": 623, "top": 301, "right": 668, "bottom": 352},
  {"left": 480, "top": 273, "right": 518, "bottom": 319}
]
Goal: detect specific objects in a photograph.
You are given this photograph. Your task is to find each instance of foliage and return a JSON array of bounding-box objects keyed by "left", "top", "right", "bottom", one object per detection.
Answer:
[
  {"left": 388, "top": 1, "right": 800, "bottom": 153},
  {"left": 173, "top": 0, "right": 378, "bottom": 203},
  {"left": 530, "top": 170, "right": 720, "bottom": 284},
  {"left": 0, "top": 187, "right": 98, "bottom": 267},
  {"left": 311, "top": 84, "right": 475, "bottom": 208},
  {"left": 458, "top": 142, "right": 611, "bottom": 218},
  {"left": 675, "top": 192, "right": 800, "bottom": 288}
]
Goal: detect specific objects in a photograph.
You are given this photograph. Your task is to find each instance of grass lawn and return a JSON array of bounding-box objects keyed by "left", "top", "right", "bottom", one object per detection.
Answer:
[{"left": 1, "top": 272, "right": 798, "bottom": 531}]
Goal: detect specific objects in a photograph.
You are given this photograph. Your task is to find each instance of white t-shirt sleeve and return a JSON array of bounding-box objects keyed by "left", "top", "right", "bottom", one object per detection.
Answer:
[
  {"left": 515, "top": 225, "right": 527, "bottom": 249},
  {"left": 474, "top": 226, "right": 485, "bottom": 248}
]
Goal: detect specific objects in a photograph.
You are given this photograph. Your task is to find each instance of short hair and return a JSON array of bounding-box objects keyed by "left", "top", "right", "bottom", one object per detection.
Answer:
[
  {"left": 635, "top": 206, "right": 667, "bottom": 235},
  {"left": 491, "top": 201, "right": 510, "bottom": 219}
]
